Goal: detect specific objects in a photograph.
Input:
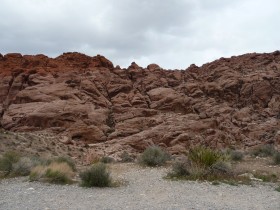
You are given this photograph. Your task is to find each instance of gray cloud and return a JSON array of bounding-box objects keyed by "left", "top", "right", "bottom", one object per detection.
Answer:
[{"left": 0, "top": 0, "right": 279, "bottom": 69}]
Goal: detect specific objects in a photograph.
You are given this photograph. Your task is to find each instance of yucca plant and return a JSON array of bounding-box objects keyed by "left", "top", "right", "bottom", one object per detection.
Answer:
[{"left": 188, "top": 147, "right": 227, "bottom": 168}]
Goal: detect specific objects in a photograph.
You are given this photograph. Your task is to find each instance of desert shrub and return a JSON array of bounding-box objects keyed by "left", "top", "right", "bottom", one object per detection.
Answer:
[
  {"left": 170, "top": 159, "right": 191, "bottom": 177},
  {"left": 253, "top": 172, "right": 278, "bottom": 182},
  {"left": 2, "top": 151, "right": 20, "bottom": 163},
  {"left": 100, "top": 156, "right": 114, "bottom": 164},
  {"left": 80, "top": 162, "right": 111, "bottom": 187},
  {"left": 139, "top": 146, "right": 170, "bottom": 167},
  {"left": 230, "top": 150, "right": 244, "bottom": 161},
  {"left": 188, "top": 147, "right": 227, "bottom": 168},
  {"left": 12, "top": 157, "right": 37, "bottom": 176},
  {"left": 29, "top": 162, "right": 74, "bottom": 184},
  {"left": 120, "top": 151, "right": 134, "bottom": 163},
  {"left": 0, "top": 158, "right": 13, "bottom": 177},
  {"left": 252, "top": 144, "right": 275, "bottom": 157},
  {"left": 29, "top": 165, "right": 46, "bottom": 181},
  {"left": 52, "top": 156, "right": 76, "bottom": 171},
  {"left": 210, "top": 161, "right": 232, "bottom": 175},
  {"left": 0, "top": 151, "right": 20, "bottom": 177},
  {"left": 273, "top": 152, "right": 280, "bottom": 165},
  {"left": 167, "top": 148, "right": 236, "bottom": 183},
  {"left": 44, "top": 169, "right": 70, "bottom": 184}
]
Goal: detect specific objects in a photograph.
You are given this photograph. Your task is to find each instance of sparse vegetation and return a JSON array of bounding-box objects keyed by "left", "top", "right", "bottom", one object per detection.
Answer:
[
  {"left": 30, "top": 162, "right": 74, "bottom": 184},
  {"left": 50, "top": 156, "right": 76, "bottom": 171},
  {"left": 252, "top": 144, "right": 275, "bottom": 157},
  {"left": 167, "top": 147, "right": 251, "bottom": 185},
  {"left": 273, "top": 151, "right": 280, "bottom": 165},
  {"left": 188, "top": 147, "right": 227, "bottom": 168},
  {"left": 229, "top": 150, "right": 244, "bottom": 161},
  {"left": 80, "top": 162, "right": 111, "bottom": 187},
  {"left": 139, "top": 146, "right": 170, "bottom": 167},
  {"left": 253, "top": 172, "right": 278, "bottom": 183},
  {"left": 169, "top": 158, "right": 190, "bottom": 177},
  {"left": 100, "top": 156, "right": 115, "bottom": 164},
  {"left": 120, "top": 151, "right": 134, "bottom": 163},
  {"left": 0, "top": 151, "right": 20, "bottom": 177},
  {"left": 210, "top": 161, "right": 232, "bottom": 175},
  {"left": 11, "top": 157, "right": 38, "bottom": 176}
]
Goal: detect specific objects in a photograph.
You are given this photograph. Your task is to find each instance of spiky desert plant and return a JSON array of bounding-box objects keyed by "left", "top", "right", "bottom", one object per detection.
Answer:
[{"left": 188, "top": 147, "right": 227, "bottom": 168}]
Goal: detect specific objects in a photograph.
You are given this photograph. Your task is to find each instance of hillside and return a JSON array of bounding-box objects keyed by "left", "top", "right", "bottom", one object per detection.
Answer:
[{"left": 0, "top": 51, "right": 279, "bottom": 160}]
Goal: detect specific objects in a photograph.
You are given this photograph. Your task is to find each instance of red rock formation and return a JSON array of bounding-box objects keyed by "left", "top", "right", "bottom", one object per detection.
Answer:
[{"left": 0, "top": 51, "right": 280, "bottom": 157}]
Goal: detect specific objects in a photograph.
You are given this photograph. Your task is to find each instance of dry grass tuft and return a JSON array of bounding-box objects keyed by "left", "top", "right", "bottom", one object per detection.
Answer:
[{"left": 30, "top": 162, "right": 74, "bottom": 184}]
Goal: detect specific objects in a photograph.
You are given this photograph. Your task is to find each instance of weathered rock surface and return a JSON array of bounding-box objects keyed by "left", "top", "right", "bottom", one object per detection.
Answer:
[{"left": 0, "top": 51, "right": 280, "bottom": 159}]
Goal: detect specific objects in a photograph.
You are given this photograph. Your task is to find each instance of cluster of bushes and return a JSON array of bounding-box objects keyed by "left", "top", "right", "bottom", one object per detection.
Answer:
[
  {"left": 0, "top": 152, "right": 77, "bottom": 184},
  {"left": 0, "top": 151, "right": 114, "bottom": 188},
  {"left": 251, "top": 144, "right": 280, "bottom": 165},
  {"left": 29, "top": 156, "right": 76, "bottom": 184},
  {"left": 0, "top": 152, "right": 40, "bottom": 178},
  {"left": 1, "top": 144, "right": 279, "bottom": 188},
  {"left": 167, "top": 147, "right": 236, "bottom": 183}
]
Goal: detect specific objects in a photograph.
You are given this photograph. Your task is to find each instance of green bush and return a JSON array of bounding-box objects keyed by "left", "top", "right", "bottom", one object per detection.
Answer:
[
  {"left": 44, "top": 169, "right": 72, "bottom": 184},
  {"left": 273, "top": 152, "right": 280, "bottom": 165},
  {"left": 230, "top": 150, "right": 244, "bottom": 161},
  {"left": 0, "top": 151, "right": 20, "bottom": 177},
  {"left": 276, "top": 186, "right": 280, "bottom": 192},
  {"left": 139, "top": 146, "right": 170, "bottom": 167},
  {"left": 188, "top": 147, "right": 227, "bottom": 167},
  {"left": 80, "top": 163, "right": 111, "bottom": 187},
  {"left": 252, "top": 144, "right": 275, "bottom": 157}
]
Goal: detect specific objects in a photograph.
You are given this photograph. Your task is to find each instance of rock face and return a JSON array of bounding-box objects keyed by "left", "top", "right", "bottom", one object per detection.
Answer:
[{"left": 0, "top": 51, "right": 280, "bottom": 158}]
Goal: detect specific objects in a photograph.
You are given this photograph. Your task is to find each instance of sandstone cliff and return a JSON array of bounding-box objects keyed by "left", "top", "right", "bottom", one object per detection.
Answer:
[{"left": 0, "top": 51, "right": 279, "bottom": 158}]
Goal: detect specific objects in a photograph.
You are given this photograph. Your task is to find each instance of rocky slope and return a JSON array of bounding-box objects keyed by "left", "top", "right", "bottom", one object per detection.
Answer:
[{"left": 0, "top": 51, "right": 280, "bottom": 160}]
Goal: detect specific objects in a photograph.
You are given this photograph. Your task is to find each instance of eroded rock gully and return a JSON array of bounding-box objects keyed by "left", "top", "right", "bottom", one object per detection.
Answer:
[{"left": 0, "top": 51, "right": 279, "bottom": 160}]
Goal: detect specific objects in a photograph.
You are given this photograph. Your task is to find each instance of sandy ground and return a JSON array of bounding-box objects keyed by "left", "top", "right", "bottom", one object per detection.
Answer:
[{"left": 0, "top": 163, "right": 279, "bottom": 210}]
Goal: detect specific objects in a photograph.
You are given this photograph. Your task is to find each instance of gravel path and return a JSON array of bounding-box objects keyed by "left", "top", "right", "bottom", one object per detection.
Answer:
[{"left": 0, "top": 163, "right": 279, "bottom": 210}]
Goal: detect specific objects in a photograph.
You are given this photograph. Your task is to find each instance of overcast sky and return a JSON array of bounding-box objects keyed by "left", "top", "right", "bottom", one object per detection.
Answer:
[{"left": 1, "top": 0, "right": 279, "bottom": 69}]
